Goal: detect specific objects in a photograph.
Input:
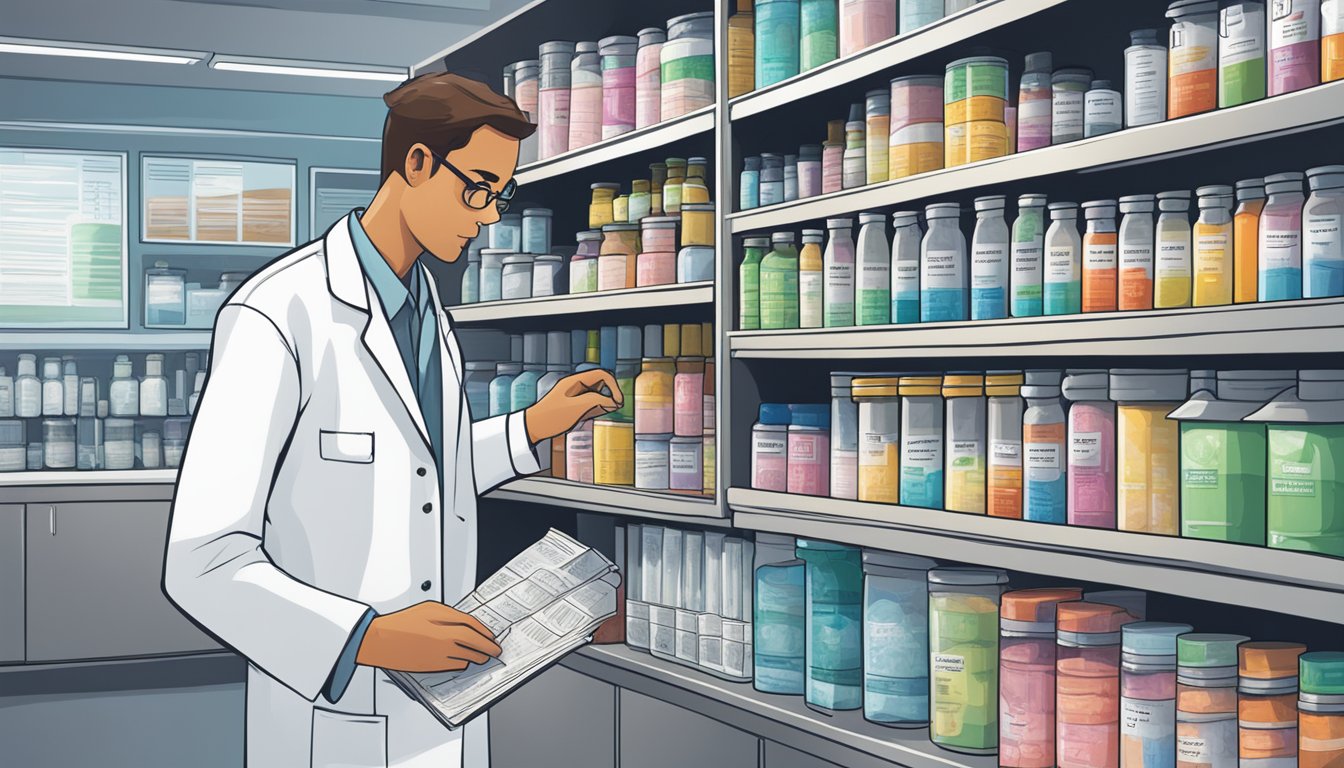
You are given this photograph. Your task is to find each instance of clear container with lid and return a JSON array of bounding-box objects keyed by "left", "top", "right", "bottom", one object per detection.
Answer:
[
  {"left": 145, "top": 261, "right": 187, "bottom": 326},
  {"left": 1012, "top": 194, "right": 1048, "bottom": 317},
  {"left": 1166, "top": 0, "right": 1219, "bottom": 118},
  {"left": 853, "top": 376, "right": 901, "bottom": 503},
  {"left": 759, "top": 153, "right": 784, "bottom": 207},
  {"left": 823, "top": 217, "right": 856, "bottom": 328},
  {"left": 104, "top": 417, "right": 135, "bottom": 470},
  {"left": 921, "top": 203, "right": 968, "bottom": 322},
  {"left": 567, "top": 41, "right": 602, "bottom": 151},
  {"left": 42, "top": 418, "right": 76, "bottom": 469},
  {"left": 1063, "top": 369, "right": 1116, "bottom": 529},
  {"left": 740, "top": 156, "right": 762, "bottom": 211},
  {"left": 1023, "top": 369, "right": 1067, "bottom": 524},
  {"left": 1111, "top": 369, "right": 1188, "bottom": 535},
  {"left": 599, "top": 35, "right": 638, "bottom": 139},
  {"left": 761, "top": 232, "right": 800, "bottom": 329},
  {"left": 488, "top": 213, "right": 522, "bottom": 252},
  {"left": 570, "top": 230, "right": 603, "bottom": 294},
  {"left": 892, "top": 210, "right": 924, "bottom": 324},
  {"left": 928, "top": 567, "right": 1010, "bottom": 754},
  {"left": 799, "top": 228, "right": 825, "bottom": 328},
  {"left": 998, "top": 588, "right": 1084, "bottom": 768},
  {"left": 1084, "top": 79, "right": 1123, "bottom": 138},
  {"left": 628, "top": 178, "right": 652, "bottom": 222},
  {"left": 598, "top": 223, "right": 640, "bottom": 291},
  {"left": 1056, "top": 602, "right": 1137, "bottom": 768},
  {"left": 1234, "top": 178, "right": 1266, "bottom": 304},
  {"left": 1259, "top": 171, "right": 1307, "bottom": 301},
  {"left": 752, "top": 403, "right": 792, "bottom": 491},
  {"left": 900, "top": 375, "right": 944, "bottom": 509},
  {"left": 594, "top": 418, "right": 634, "bottom": 486},
  {"left": 754, "top": 532, "right": 806, "bottom": 694},
  {"left": 1238, "top": 642, "right": 1307, "bottom": 766},
  {"left": 855, "top": 212, "right": 890, "bottom": 325},
  {"left": 1305, "top": 165, "right": 1344, "bottom": 298},
  {"left": 636, "top": 28, "right": 665, "bottom": 129},
  {"left": 589, "top": 182, "right": 621, "bottom": 229},
  {"left": 796, "top": 539, "right": 862, "bottom": 711},
  {"left": 971, "top": 195, "right": 1010, "bottom": 321},
  {"left": 1177, "top": 633, "right": 1249, "bottom": 768},
  {"left": 1119, "top": 194, "right": 1157, "bottom": 310},
  {"left": 1051, "top": 68, "right": 1092, "bottom": 145},
  {"left": 987, "top": 372, "right": 1025, "bottom": 519},
  {"left": 669, "top": 434, "right": 703, "bottom": 493},
  {"left": 863, "top": 550, "right": 937, "bottom": 726},
  {"left": 944, "top": 374, "right": 987, "bottom": 514},
  {"left": 538, "top": 41, "right": 576, "bottom": 160},
  {"left": 787, "top": 404, "right": 830, "bottom": 496},
  {"left": 829, "top": 373, "right": 859, "bottom": 500},
  {"left": 489, "top": 362, "right": 522, "bottom": 417},
  {"left": 865, "top": 88, "right": 891, "bottom": 184},
  {"left": 740, "top": 236, "right": 770, "bottom": 330},
  {"left": 14, "top": 354, "right": 39, "bottom": 418},
  {"left": 501, "top": 254, "right": 534, "bottom": 300},
  {"left": 108, "top": 354, "right": 139, "bottom": 418},
  {"left": 1119, "top": 622, "right": 1194, "bottom": 768},
  {"left": 41, "top": 356, "right": 63, "bottom": 416},
  {"left": 1044, "top": 202, "right": 1082, "bottom": 316},
  {"left": 480, "top": 248, "right": 509, "bottom": 302},
  {"left": 1017, "top": 52, "right": 1053, "bottom": 152},
  {"left": 521, "top": 207, "right": 553, "bottom": 255},
  {"left": 1299, "top": 652, "right": 1344, "bottom": 768},
  {"left": 532, "top": 253, "right": 564, "bottom": 297}
]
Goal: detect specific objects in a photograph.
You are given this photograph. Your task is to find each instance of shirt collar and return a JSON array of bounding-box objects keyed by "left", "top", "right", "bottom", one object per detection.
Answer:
[{"left": 350, "top": 208, "right": 417, "bottom": 320}]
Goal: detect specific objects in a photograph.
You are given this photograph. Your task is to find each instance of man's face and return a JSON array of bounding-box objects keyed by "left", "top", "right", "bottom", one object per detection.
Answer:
[{"left": 401, "top": 124, "right": 520, "bottom": 263}]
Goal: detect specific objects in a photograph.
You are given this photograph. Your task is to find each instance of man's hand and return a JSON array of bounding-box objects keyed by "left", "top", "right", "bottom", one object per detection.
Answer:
[
  {"left": 524, "top": 368, "right": 623, "bottom": 443},
  {"left": 355, "top": 601, "right": 502, "bottom": 673}
]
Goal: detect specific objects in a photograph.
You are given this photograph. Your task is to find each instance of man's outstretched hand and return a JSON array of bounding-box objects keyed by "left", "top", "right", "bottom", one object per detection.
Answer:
[
  {"left": 356, "top": 601, "right": 501, "bottom": 673},
  {"left": 524, "top": 368, "right": 623, "bottom": 443}
]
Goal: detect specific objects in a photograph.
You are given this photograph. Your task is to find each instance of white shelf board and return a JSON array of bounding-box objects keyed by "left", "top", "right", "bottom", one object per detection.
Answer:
[
  {"left": 729, "top": 80, "right": 1344, "bottom": 233},
  {"left": 514, "top": 106, "right": 716, "bottom": 186},
  {"left": 486, "top": 477, "right": 728, "bottom": 525},
  {"left": 0, "top": 331, "right": 213, "bottom": 352},
  {"left": 728, "top": 298, "right": 1344, "bottom": 359},
  {"left": 729, "top": 488, "right": 1344, "bottom": 624},
  {"left": 564, "top": 645, "right": 996, "bottom": 768},
  {"left": 0, "top": 469, "right": 179, "bottom": 487},
  {"left": 448, "top": 281, "right": 714, "bottom": 324},
  {"left": 729, "top": 0, "right": 1068, "bottom": 121}
]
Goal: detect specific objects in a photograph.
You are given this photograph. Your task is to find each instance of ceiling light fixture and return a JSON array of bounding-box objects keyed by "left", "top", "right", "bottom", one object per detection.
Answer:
[
  {"left": 209, "top": 55, "right": 407, "bottom": 82},
  {"left": 0, "top": 36, "right": 205, "bottom": 65}
]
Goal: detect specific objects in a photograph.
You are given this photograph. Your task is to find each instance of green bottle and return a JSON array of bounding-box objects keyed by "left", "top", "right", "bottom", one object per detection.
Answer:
[
  {"left": 739, "top": 236, "right": 768, "bottom": 331},
  {"left": 1247, "top": 370, "right": 1344, "bottom": 558},
  {"left": 1172, "top": 370, "right": 1294, "bottom": 544},
  {"left": 760, "top": 232, "right": 800, "bottom": 330}
]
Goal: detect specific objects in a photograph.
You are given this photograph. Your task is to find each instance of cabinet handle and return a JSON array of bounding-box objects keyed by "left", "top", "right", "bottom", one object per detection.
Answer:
[{"left": 49, "top": 505, "right": 56, "bottom": 536}]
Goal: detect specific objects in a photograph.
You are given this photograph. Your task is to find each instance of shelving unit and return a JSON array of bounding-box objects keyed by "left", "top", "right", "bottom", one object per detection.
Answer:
[
  {"left": 449, "top": 281, "right": 714, "bottom": 324},
  {"left": 0, "top": 331, "right": 213, "bottom": 352},
  {"left": 514, "top": 106, "right": 716, "bottom": 186},
  {"left": 0, "top": 469, "right": 179, "bottom": 487},
  {"left": 487, "top": 477, "right": 726, "bottom": 524}
]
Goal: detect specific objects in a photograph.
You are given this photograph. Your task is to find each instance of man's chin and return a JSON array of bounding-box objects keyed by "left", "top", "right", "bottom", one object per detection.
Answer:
[{"left": 425, "top": 242, "right": 465, "bottom": 263}]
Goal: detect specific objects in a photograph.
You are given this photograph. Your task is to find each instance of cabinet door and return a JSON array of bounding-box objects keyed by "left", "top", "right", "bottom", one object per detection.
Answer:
[
  {"left": 25, "top": 501, "right": 220, "bottom": 661},
  {"left": 619, "top": 690, "right": 760, "bottom": 768},
  {"left": 490, "top": 665, "right": 617, "bottom": 768},
  {"left": 0, "top": 504, "right": 23, "bottom": 662}
]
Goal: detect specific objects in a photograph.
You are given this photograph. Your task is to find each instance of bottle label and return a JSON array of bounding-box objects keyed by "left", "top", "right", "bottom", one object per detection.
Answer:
[
  {"left": 1261, "top": 228, "right": 1302, "bottom": 269},
  {"left": 1157, "top": 235, "right": 1192, "bottom": 278},
  {"left": 824, "top": 257, "right": 855, "bottom": 327},
  {"left": 990, "top": 439, "right": 1022, "bottom": 468},
  {"left": 923, "top": 249, "right": 964, "bottom": 289},
  {"left": 1272, "top": 0, "right": 1322, "bottom": 48},
  {"left": 902, "top": 435, "right": 942, "bottom": 469},
  {"left": 1046, "top": 245, "right": 1079, "bottom": 282},
  {"left": 1070, "top": 431, "right": 1102, "bottom": 467},
  {"left": 1122, "top": 697, "right": 1175, "bottom": 741},
  {"left": 799, "top": 270, "right": 823, "bottom": 327},
  {"left": 1052, "top": 89, "right": 1084, "bottom": 137},
  {"left": 1086, "top": 242, "right": 1118, "bottom": 271},
  {"left": 1125, "top": 48, "right": 1168, "bottom": 125}
]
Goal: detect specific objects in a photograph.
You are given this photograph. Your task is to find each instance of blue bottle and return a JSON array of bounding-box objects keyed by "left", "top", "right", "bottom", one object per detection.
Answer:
[
  {"left": 753, "top": 533, "right": 805, "bottom": 695},
  {"left": 1022, "top": 369, "right": 1067, "bottom": 523},
  {"left": 488, "top": 362, "right": 521, "bottom": 417},
  {"left": 796, "top": 539, "right": 863, "bottom": 712},
  {"left": 1258, "top": 172, "right": 1306, "bottom": 302},
  {"left": 740, "top": 156, "right": 761, "bottom": 211},
  {"left": 920, "top": 203, "right": 968, "bottom": 323}
]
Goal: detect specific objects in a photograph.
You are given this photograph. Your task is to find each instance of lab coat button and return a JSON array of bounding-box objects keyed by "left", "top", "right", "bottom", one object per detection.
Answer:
[
  {"left": 422, "top": 502, "right": 433, "bottom": 513},
  {"left": 420, "top": 580, "right": 432, "bottom": 591},
  {"left": 417, "top": 467, "right": 427, "bottom": 477}
]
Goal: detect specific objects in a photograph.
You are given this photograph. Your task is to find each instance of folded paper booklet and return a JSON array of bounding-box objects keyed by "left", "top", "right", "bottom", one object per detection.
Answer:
[{"left": 388, "top": 528, "right": 620, "bottom": 729}]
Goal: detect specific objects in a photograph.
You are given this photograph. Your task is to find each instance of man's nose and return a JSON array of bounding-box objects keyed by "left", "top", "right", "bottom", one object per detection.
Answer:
[{"left": 477, "top": 205, "right": 501, "bottom": 227}]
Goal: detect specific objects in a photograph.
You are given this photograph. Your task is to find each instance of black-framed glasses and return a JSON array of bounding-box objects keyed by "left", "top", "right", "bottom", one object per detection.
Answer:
[{"left": 428, "top": 150, "right": 516, "bottom": 213}]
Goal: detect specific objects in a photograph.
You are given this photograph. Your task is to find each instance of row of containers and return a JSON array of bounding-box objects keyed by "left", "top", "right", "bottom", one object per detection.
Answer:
[
  {"left": 748, "top": 368, "right": 1344, "bottom": 558},
  {"left": 465, "top": 323, "right": 716, "bottom": 496},
  {"left": 740, "top": 2, "right": 1344, "bottom": 209},
  {"left": 0, "top": 351, "right": 208, "bottom": 472},
  {"left": 460, "top": 157, "right": 716, "bottom": 305},
  {"left": 738, "top": 164, "right": 1344, "bottom": 331},
  {"left": 501, "top": 12, "right": 715, "bottom": 163}
]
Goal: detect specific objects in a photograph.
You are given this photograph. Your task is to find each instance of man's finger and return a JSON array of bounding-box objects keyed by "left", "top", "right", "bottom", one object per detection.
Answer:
[
  {"left": 427, "top": 606, "right": 495, "bottom": 639},
  {"left": 441, "top": 626, "right": 502, "bottom": 658},
  {"left": 566, "top": 369, "right": 623, "bottom": 405},
  {"left": 448, "top": 645, "right": 492, "bottom": 665},
  {"left": 574, "top": 390, "right": 620, "bottom": 417}
]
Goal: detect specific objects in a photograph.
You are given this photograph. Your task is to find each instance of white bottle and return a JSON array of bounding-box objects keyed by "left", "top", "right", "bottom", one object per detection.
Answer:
[
  {"left": 800, "top": 229, "right": 825, "bottom": 329},
  {"left": 971, "top": 195, "right": 1010, "bottom": 321},
  {"left": 1011, "top": 194, "right": 1048, "bottom": 317},
  {"left": 141, "top": 354, "right": 169, "bottom": 417},
  {"left": 189, "top": 370, "right": 207, "bottom": 415},
  {"left": 1083, "top": 80, "right": 1123, "bottom": 138},
  {"left": 1044, "top": 202, "right": 1082, "bottom": 316},
  {"left": 1124, "top": 28, "right": 1168, "bottom": 127},
  {"left": 15, "top": 354, "right": 41, "bottom": 418},
  {"left": 823, "top": 217, "right": 856, "bottom": 328},
  {"left": 890, "top": 211, "right": 923, "bottom": 324},
  {"left": 855, "top": 212, "right": 890, "bottom": 326},
  {"left": 1304, "top": 164, "right": 1344, "bottom": 299},
  {"left": 920, "top": 203, "right": 968, "bottom": 323},
  {"left": 109, "top": 355, "right": 140, "bottom": 417},
  {"left": 62, "top": 356, "right": 79, "bottom": 416},
  {"left": 0, "top": 366, "right": 11, "bottom": 418},
  {"left": 41, "top": 357, "right": 63, "bottom": 416}
]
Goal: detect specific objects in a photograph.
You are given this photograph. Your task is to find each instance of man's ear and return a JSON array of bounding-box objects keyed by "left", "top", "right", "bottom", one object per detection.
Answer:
[{"left": 404, "top": 143, "right": 433, "bottom": 188}]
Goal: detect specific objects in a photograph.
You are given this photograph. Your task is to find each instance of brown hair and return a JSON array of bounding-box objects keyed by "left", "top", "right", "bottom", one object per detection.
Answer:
[{"left": 380, "top": 72, "right": 536, "bottom": 184}]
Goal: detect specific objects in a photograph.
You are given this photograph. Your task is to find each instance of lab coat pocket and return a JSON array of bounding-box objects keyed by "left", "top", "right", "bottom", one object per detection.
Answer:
[
  {"left": 319, "top": 430, "right": 375, "bottom": 464},
  {"left": 311, "top": 706, "right": 387, "bottom": 768}
]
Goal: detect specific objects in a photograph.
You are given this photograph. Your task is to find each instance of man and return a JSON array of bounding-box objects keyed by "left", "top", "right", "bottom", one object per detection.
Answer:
[{"left": 164, "top": 73, "right": 620, "bottom": 768}]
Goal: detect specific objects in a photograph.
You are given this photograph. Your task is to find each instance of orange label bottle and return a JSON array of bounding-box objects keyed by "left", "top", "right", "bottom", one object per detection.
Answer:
[
  {"left": 1083, "top": 201, "right": 1119, "bottom": 313},
  {"left": 1233, "top": 181, "right": 1266, "bottom": 303}
]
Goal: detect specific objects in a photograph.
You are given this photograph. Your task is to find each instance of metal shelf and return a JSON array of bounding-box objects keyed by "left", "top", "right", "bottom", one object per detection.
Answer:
[
  {"left": 449, "top": 281, "right": 714, "bottom": 324},
  {"left": 728, "top": 80, "right": 1344, "bottom": 233},
  {"left": 0, "top": 469, "right": 179, "bottom": 487},
  {"left": 728, "top": 488, "right": 1344, "bottom": 624},
  {"left": 486, "top": 477, "right": 728, "bottom": 525},
  {"left": 0, "top": 331, "right": 213, "bottom": 352},
  {"left": 728, "top": 0, "right": 1068, "bottom": 121},
  {"left": 564, "top": 644, "right": 996, "bottom": 768},
  {"left": 728, "top": 298, "right": 1344, "bottom": 359},
  {"left": 514, "top": 106, "right": 716, "bottom": 187}
]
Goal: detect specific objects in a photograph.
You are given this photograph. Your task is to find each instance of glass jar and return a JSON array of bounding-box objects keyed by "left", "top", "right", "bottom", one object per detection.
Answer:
[
  {"left": 753, "top": 533, "right": 806, "bottom": 694},
  {"left": 1056, "top": 602, "right": 1135, "bottom": 768},
  {"left": 501, "top": 254, "right": 534, "bottom": 300},
  {"left": 669, "top": 435, "right": 703, "bottom": 493},
  {"left": 796, "top": 539, "right": 862, "bottom": 711},
  {"left": 634, "top": 433, "right": 671, "bottom": 491},
  {"left": 680, "top": 202, "right": 714, "bottom": 247},
  {"left": 639, "top": 217, "right": 678, "bottom": 287},
  {"left": 488, "top": 213, "right": 522, "bottom": 251},
  {"left": 740, "top": 156, "right": 762, "bottom": 210},
  {"left": 521, "top": 207, "right": 553, "bottom": 255},
  {"left": 42, "top": 418, "right": 76, "bottom": 469},
  {"left": 599, "top": 35, "right": 638, "bottom": 139},
  {"left": 489, "top": 362, "right": 521, "bottom": 417},
  {"left": 145, "top": 261, "right": 187, "bottom": 325},
  {"left": 568, "top": 41, "right": 602, "bottom": 151},
  {"left": 109, "top": 355, "right": 139, "bottom": 418},
  {"left": 141, "top": 430, "right": 162, "bottom": 469},
  {"left": 1121, "top": 622, "right": 1194, "bottom": 768},
  {"left": 140, "top": 353, "right": 169, "bottom": 417},
  {"left": 629, "top": 179, "right": 652, "bottom": 222},
  {"left": 863, "top": 551, "right": 937, "bottom": 726},
  {"left": 1177, "top": 633, "right": 1250, "bottom": 768},
  {"left": 1299, "top": 651, "right": 1344, "bottom": 768},
  {"left": 461, "top": 247, "right": 481, "bottom": 304},
  {"left": 589, "top": 183, "right": 620, "bottom": 229},
  {"left": 598, "top": 223, "right": 640, "bottom": 291},
  {"left": 570, "top": 230, "right": 602, "bottom": 294},
  {"left": 829, "top": 373, "right": 858, "bottom": 500},
  {"left": 998, "top": 588, "right": 1084, "bottom": 768},
  {"left": 463, "top": 361, "right": 494, "bottom": 420},
  {"left": 1239, "top": 642, "right": 1307, "bottom": 767},
  {"left": 480, "top": 248, "right": 509, "bottom": 302},
  {"left": 664, "top": 158, "right": 687, "bottom": 215},
  {"left": 928, "top": 567, "right": 1010, "bottom": 754},
  {"left": 635, "top": 27, "right": 665, "bottom": 129},
  {"left": 40, "top": 357, "right": 62, "bottom": 417},
  {"left": 900, "top": 374, "right": 945, "bottom": 510},
  {"left": 760, "top": 232, "right": 801, "bottom": 329},
  {"left": 650, "top": 162, "right": 668, "bottom": 215},
  {"left": 104, "top": 418, "right": 136, "bottom": 470},
  {"left": 634, "top": 357, "right": 675, "bottom": 435},
  {"left": 532, "top": 254, "right": 564, "bottom": 297}
]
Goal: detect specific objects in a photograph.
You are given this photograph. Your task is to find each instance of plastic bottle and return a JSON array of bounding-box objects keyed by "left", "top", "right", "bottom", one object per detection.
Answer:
[
  {"left": 800, "top": 229, "right": 825, "bottom": 328},
  {"left": 752, "top": 403, "right": 793, "bottom": 491},
  {"left": 1121, "top": 622, "right": 1193, "bottom": 768},
  {"left": 900, "top": 0, "right": 943, "bottom": 34},
  {"left": 795, "top": 539, "right": 861, "bottom": 711},
  {"left": 921, "top": 203, "right": 968, "bottom": 322},
  {"left": 740, "top": 236, "right": 769, "bottom": 330},
  {"left": 1259, "top": 171, "right": 1307, "bottom": 301},
  {"left": 0, "top": 366, "right": 11, "bottom": 419},
  {"left": 1017, "top": 52, "right": 1054, "bottom": 153},
  {"left": 823, "top": 119, "right": 845, "bottom": 194},
  {"left": 1126, "top": 29, "right": 1169, "bottom": 127},
  {"left": 727, "top": 2, "right": 755, "bottom": 99},
  {"left": 1063, "top": 369, "right": 1117, "bottom": 529},
  {"left": 1238, "top": 641, "right": 1307, "bottom": 767},
  {"left": 944, "top": 374, "right": 987, "bottom": 514},
  {"left": 865, "top": 88, "right": 891, "bottom": 185},
  {"left": 863, "top": 551, "right": 937, "bottom": 727},
  {"left": 987, "top": 372, "right": 1025, "bottom": 519},
  {"left": 1233, "top": 179, "right": 1267, "bottom": 303},
  {"left": 760, "top": 153, "right": 785, "bottom": 207},
  {"left": 1328, "top": 0, "right": 1344, "bottom": 82},
  {"left": 899, "top": 374, "right": 944, "bottom": 509},
  {"left": 1305, "top": 164, "right": 1344, "bottom": 298},
  {"left": 854, "top": 376, "right": 902, "bottom": 503},
  {"left": 740, "top": 156, "right": 761, "bottom": 210},
  {"left": 1084, "top": 80, "right": 1123, "bottom": 138},
  {"left": 830, "top": 374, "right": 859, "bottom": 500},
  {"left": 891, "top": 211, "right": 923, "bottom": 324},
  {"left": 567, "top": 42, "right": 602, "bottom": 151},
  {"left": 1155, "top": 190, "right": 1194, "bottom": 309},
  {"left": 1051, "top": 68, "right": 1092, "bottom": 145},
  {"left": 800, "top": 0, "right": 839, "bottom": 71},
  {"left": 824, "top": 218, "right": 857, "bottom": 327},
  {"left": 928, "top": 567, "right": 1010, "bottom": 754},
  {"left": 761, "top": 232, "right": 801, "bottom": 329},
  {"left": 1082, "top": 200, "right": 1120, "bottom": 313},
  {"left": 636, "top": 28, "right": 666, "bottom": 128},
  {"left": 1166, "top": 1, "right": 1220, "bottom": 119},
  {"left": 599, "top": 36, "right": 638, "bottom": 139},
  {"left": 756, "top": 0, "right": 802, "bottom": 88},
  {"left": 1012, "top": 194, "right": 1048, "bottom": 317},
  {"left": 843, "top": 106, "right": 868, "bottom": 190},
  {"left": 999, "top": 588, "right": 1084, "bottom": 768},
  {"left": 1056, "top": 602, "right": 1137, "bottom": 768},
  {"left": 753, "top": 533, "right": 806, "bottom": 694},
  {"left": 971, "top": 195, "right": 1010, "bottom": 320},
  {"left": 107, "top": 354, "right": 138, "bottom": 418},
  {"left": 1299, "top": 651, "right": 1344, "bottom": 768},
  {"left": 1192, "top": 185, "right": 1234, "bottom": 306},
  {"left": 1177, "top": 634, "right": 1248, "bottom": 768},
  {"left": 1269, "top": 0, "right": 1322, "bottom": 95},
  {"left": 1247, "top": 370, "right": 1344, "bottom": 558},
  {"left": 855, "top": 213, "right": 891, "bottom": 325},
  {"left": 1218, "top": 1, "right": 1267, "bottom": 106},
  {"left": 1119, "top": 195, "right": 1158, "bottom": 310},
  {"left": 1023, "top": 370, "right": 1067, "bottom": 524},
  {"left": 1112, "top": 369, "right": 1188, "bottom": 536},
  {"left": 489, "top": 362, "right": 522, "bottom": 417},
  {"left": 788, "top": 406, "right": 832, "bottom": 495},
  {"left": 538, "top": 41, "right": 576, "bottom": 160},
  {"left": 40, "top": 357, "right": 62, "bottom": 417},
  {"left": 1045, "top": 202, "right": 1082, "bottom": 316},
  {"left": 798, "top": 144, "right": 823, "bottom": 198}
]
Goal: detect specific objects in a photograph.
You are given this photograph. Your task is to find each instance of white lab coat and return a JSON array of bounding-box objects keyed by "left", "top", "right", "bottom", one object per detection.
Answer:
[{"left": 164, "top": 213, "right": 539, "bottom": 768}]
